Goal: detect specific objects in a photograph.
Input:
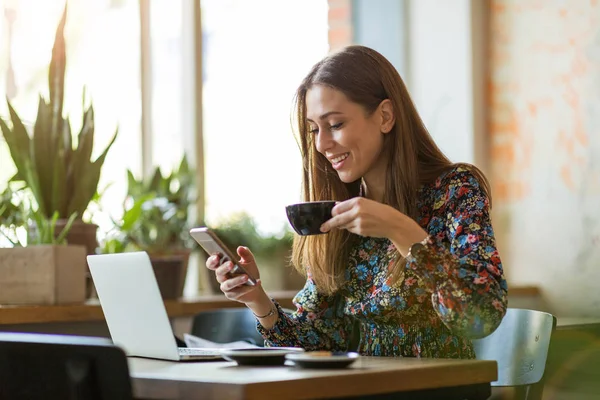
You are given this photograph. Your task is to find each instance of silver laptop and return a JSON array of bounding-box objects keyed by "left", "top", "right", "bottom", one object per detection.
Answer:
[{"left": 87, "top": 251, "right": 222, "bottom": 361}]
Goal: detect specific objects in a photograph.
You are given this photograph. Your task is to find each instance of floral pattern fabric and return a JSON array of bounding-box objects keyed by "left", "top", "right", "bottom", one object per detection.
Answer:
[{"left": 257, "top": 167, "right": 508, "bottom": 359}]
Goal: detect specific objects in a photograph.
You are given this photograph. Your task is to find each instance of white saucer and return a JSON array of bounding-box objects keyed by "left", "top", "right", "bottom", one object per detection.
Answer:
[
  {"left": 285, "top": 351, "right": 360, "bottom": 369},
  {"left": 221, "top": 347, "right": 304, "bottom": 366}
]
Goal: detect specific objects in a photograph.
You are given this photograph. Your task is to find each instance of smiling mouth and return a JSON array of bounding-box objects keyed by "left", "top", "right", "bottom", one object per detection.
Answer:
[
  {"left": 329, "top": 152, "right": 350, "bottom": 170},
  {"left": 330, "top": 153, "right": 349, "bottom": 164}
]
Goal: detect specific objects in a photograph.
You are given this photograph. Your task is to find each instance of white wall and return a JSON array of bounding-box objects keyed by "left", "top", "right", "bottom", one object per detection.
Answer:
[
  {"left": 406, "top": 0, "right": 475, "bottom": 165},
  {"left": 488, "top": 0, "right": 600, "bottom": 318},
  {"left": 352, "top": 0, "right": 407, "bottom": 77}
]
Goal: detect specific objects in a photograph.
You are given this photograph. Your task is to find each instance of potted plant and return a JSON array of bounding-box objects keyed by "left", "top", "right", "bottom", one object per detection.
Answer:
[
  {"left": 0, "top": 186, "right": 85, "bottom": 305},
  {"left": 100, "top": 155, "right": 196, "bottom": 299},
  {"left": 0, "top": 4, "right": 118, "bottom": 256},
  {"left": 209, "top": 212, "right": 302, "bottom": 292}
]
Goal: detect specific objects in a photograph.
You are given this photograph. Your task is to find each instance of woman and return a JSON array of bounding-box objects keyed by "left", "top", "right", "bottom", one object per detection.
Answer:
[{"left": 206, "top": 45, "right": 508, "bottom": 359}]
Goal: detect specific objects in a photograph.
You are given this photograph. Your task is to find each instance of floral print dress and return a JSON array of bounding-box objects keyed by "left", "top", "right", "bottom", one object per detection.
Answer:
[{"left": 257, "top": 167, "right": 508, "bottom": 359}]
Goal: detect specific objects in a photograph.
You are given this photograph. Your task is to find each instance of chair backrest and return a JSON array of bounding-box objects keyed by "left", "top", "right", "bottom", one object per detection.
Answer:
[
  {"left": 473, "top": 308, "right": 557, "bottom": 387},
  {"left": 0, "top": 332, "right": 132, "bottom": 400},
  {"left": 191, "top": 308, "right": 265, "bottom": 346}
]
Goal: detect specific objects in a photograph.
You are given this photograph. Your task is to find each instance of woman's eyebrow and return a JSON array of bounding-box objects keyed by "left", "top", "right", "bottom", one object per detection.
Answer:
[{"left": 306, "top": 111, "right": 343, "bottom": 122}]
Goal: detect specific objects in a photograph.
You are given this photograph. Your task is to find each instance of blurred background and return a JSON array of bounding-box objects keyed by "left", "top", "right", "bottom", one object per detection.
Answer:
[
  {"left": 1, "top": 0, "right": 599, "bottom": 319},
  {"left": 1, "top": 1, "right": 600, "bottom": 397}
]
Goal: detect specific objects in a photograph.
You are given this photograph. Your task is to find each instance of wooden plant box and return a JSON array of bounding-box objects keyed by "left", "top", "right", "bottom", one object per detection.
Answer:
[{"left": 0, "top": 245, "right": 87, "bottom": 305}]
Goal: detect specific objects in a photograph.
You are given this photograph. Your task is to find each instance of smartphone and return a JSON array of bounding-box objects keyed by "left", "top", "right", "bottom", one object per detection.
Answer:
[{"left": 189, "top": 227, "right": 257, "bottom": 286}]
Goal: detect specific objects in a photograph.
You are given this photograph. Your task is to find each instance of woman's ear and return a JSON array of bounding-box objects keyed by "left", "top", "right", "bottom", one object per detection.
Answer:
[{"left": 379, "top": 99, "right": 395, "bottom": 134}]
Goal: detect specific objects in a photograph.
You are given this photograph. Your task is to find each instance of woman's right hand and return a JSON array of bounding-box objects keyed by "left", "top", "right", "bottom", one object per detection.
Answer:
[{"left": 205, "top": 246, "right": 264, "bottom": 304}]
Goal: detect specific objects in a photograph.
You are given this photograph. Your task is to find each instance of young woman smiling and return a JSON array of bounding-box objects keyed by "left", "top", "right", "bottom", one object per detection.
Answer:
[{"left": 206, "top": 45, "right": 508, "bottom": 359}]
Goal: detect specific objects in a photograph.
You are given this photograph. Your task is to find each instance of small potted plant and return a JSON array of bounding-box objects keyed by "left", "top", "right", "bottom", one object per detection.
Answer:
[
  {"left": 209, "top": 212, "right": 301, "bottom": 292},
  {"left": 0, "top": 186, "right": 85, "bottom": 305},
  {"left": 101, "top": 155, "right": 196, "bottom": 299},
  {"left": 0, "top": 4, "right": 118, "bottom": 256}
]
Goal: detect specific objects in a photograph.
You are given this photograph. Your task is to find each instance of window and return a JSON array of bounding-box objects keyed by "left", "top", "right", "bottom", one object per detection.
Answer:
[
  {"left": 149, "top": 0, "right": 196, "bottom": 171},
  {"left": 201, "top": 0, "right": 329, "bottom": 235},
  {"left": 0, "top": 0, "right": 141, "bottom": 235},
  {"left": 1, "top": 0, "right": 330, "bottom": 293}
]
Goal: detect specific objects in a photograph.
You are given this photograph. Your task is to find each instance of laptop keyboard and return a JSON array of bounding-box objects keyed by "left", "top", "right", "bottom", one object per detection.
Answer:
[{"left": 178, "top": 347, "right": 221, "bottom": 356}]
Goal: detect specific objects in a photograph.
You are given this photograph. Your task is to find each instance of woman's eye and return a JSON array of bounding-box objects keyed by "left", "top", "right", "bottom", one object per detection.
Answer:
[
  {"left": 309, "top": 127, "right": 319, "bottom": 135},
  {"left": 330, "top": 122, "right": 343, "bottom": 130}
]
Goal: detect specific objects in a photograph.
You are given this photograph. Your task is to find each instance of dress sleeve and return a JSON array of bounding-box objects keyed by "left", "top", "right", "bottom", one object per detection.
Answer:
[
  {"left": 407, "top": 169, "right": 508, "bottom": 339},
  {"left": 256, "top": 270, "right": 351, "bottom": 351}
]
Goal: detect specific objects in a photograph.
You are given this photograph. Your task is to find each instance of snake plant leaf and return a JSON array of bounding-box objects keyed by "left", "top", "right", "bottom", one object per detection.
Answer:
[
  {"left": 67, "top": 104, "right": 95, "bottom": 215},
  {"left": 49, "top": 3, "right": 66, "bottom": 136},
  {"left": 51, "top": 134, "right": 67, "bottom": 217},
  {"left": 22, "top": 158, "right": 45, "bottom": 215},
  {"left": 1, "top": 100, "right": 30, "bottom": 179},
  {"left": 62, "top": 115, "right": 73, "bottom": 165},
  {"left": 61, "top": 117, "right": 74, "bottom": 211},
  {"left": 68, "top": 127, "right": 118, "bottom": 216},
  {"left": 2, "top": 5, "right": 118, "bottom": 223},
  {"left": 33, "top": 97, "right": 55, "bottom": 215},
  {"left": 71, "top": 105, "right": 94, "bottom": 172},
  {"left": 1, "top": 102, "right": 45, "bottom": 218}
]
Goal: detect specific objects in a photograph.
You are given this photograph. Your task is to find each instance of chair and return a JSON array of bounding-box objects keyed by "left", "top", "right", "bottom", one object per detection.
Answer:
[
  {"left": 0, "top": 332, "right": 132, "bottom": 400},
  {"left": 472, "top": 308, "right": 557, "bottom": 400},
  {"left": 191, "top": 307, "right": 266, "bottom": 346}
]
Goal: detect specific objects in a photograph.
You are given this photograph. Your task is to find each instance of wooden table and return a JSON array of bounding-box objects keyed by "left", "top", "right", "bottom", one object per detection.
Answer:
[{"left": 129, "top": 356, "right": 497, "bottom": 400}]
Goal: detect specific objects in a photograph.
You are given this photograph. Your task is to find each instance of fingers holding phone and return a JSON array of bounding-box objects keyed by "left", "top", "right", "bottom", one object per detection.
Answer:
[
  {"left": 236, "top": 245, "right": 260, "bottom": 279},
  {"left": 205, "top": 247, "right": 262, "bottom": 303},
  {"left": 191, "top": 227, "right": 265, "bottom": 304}
]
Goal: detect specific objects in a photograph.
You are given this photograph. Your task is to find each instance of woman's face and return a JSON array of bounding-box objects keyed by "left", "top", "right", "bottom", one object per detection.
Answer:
[{"left": 306, "top": 84, "right": 394, "bottom": 184}]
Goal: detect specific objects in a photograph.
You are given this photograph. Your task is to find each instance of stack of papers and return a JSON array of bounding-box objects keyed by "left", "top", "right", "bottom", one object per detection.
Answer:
[{"left": 183, "top": 333, "right": 259, "bottom": 349}]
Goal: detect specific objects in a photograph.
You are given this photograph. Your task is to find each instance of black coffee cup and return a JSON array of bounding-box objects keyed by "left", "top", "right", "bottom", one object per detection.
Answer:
[{"left": 285, "top": 201, "right": 336, "bottom": 236}]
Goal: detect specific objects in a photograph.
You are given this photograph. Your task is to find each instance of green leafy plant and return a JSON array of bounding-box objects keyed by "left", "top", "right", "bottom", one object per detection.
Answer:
[
  {"left": 0, "top": 186, "right": 77, "bottom": 246},
  {"left": 101, "top": 155, "right": 196, "bottom": 255},
  {"left": 0, "top": 4, "right": 117, "bottom": 221},
  {"left": 212, "top": 212, "right": 293, "bottom": 259},
  {"left": 28, "top": 210, "right": 78, "bottom": 245},
  {"left": 0, "top": 186, "right": 24, "bottom": 246}
]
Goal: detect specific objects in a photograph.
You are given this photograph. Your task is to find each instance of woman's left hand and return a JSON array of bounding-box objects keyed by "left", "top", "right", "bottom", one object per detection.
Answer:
[{"left": 320, "top": 197, "right": 428, "bottom": 256}]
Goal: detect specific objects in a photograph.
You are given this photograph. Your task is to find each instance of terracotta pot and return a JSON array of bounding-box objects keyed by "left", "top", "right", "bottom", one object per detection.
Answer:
[
  {"left": 149, "top": 250, "right": 191, "bottom": 300},
  {"left": 54, "top": 219, "right": 99, "bottom": 255}
]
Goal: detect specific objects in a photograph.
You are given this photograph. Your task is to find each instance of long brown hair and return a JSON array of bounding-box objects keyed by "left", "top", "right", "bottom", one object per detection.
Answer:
[{"left": 291, "top": 45, "right": 490, "bottom": 295}]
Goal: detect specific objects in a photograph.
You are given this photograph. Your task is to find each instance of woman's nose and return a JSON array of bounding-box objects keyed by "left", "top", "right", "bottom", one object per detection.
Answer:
[{"left": 315, "top": 130, "right": 333, "bottom": 154}]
